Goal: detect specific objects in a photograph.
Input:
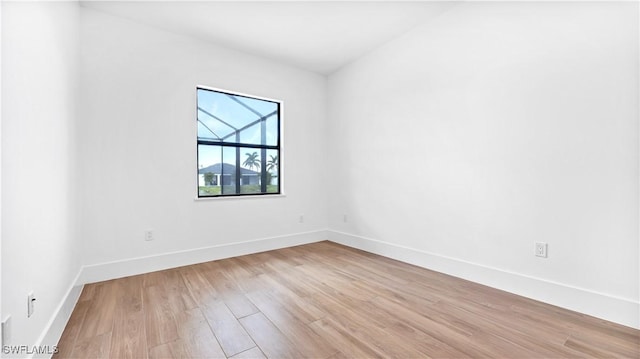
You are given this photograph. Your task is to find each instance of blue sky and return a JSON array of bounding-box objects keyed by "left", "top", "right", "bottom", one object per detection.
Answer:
[{"left": 197, "top": 89, "right": 279, "bottom": 170}]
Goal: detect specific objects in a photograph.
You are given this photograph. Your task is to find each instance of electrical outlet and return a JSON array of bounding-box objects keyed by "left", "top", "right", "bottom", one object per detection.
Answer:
[
  {"left": 27, "top": 292, "right": 35, "bottom": 318},
  {"left": 299, "top": 215, "right": 304, "bottom": 223},
  {"left": 145, "top": 230, "right": 154, "bottom": 241},
  {"left": 535, "top": 242, "right": 548, "bottom": 258},
  {"left": 2, "top": 315, "right": 11, "bottom": 346}
]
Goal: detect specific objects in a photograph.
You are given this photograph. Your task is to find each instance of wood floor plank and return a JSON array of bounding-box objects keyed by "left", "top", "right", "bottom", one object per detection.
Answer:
[
  {"left": 245, "top": 290, "right": 338, "bottom": 358},
  {"left": 147, "top": 341, "right": 179, "bottom": 359},
  {"left": 172, "top": 308, "right": 227, "bottom": 358},
  {"left": 109, "top": 275, "right": 148, "bottom": 359},
  {"left": 53, "top": 300, "right": 91, "bottom": 358},
  {"left": 179, "top": 264, "right": 221, "bottom": 305},
  {"left": 366, "top": 292, "right": 495, "bottom": 357},
  {"left": 217, "top": 258, "right": 264, "bottom": 294},
  {"left": 566, "top": 331, "right": 640, "bottom": 358},
  {"left": 70, "top": 331, "right": 112, "bottom": 359},
  {"left": 180, "top": 263, "right": 256, "bottom": 356},
  {"left": 563, "top": 335, "right": 616, "bottom": 358},
  {"left": 228, "top": 346, "right": 265, "bottom": 359},
  {"left": 77, "top": 283, "right": 97, "bottom": 303},
  {"left": 143, "top": 284, "right": 179, "bottom": 349},
  {"left": 323, "top": 350, "right": 351, "bottom": 359},
  {"left": 297, "top": 280, "right": 426, "bottom": 358},
  {"left": 110, "top": 310, "right": 147, "bottom": 359},
  {"left": 229, "top": 255, "right": 268, "bottom": 277},
  {"left": 158, "top": 268, "right": 198, "bottom": 313},
  {"left": 385, "top": 321, "right": 469, "bottom": 358},
  {"left": 429, "top": 298, "right": 581, "bottom": 357},
  {"left": 238, "top": 312, "right": 302, "bottom": 359},
  {"left": 219, "top": 291, "right": 259, "bottom": 320},
  {"left": 251, "top": 272, "right": 326, "bottom": 322},
  {"left": 308, "top": 318, "right": 384, "bottom": 359},
  {"left": 76, "top": 280, "right": 118, "bottom": 340},
  {"left": 255, "top": 267, "right": 317, "bottom": 299},
  {"left": 56, "top": 241, "right": 639, "bottom": 359},
  {"left": 204, "top": 265, "right": 260, "bottom": 319},
  {"left": 313, "top": 303, "right": 427, "bottom": 358},
  {"left": 199, "top": 300, "right": 256, "bottom": 357}
]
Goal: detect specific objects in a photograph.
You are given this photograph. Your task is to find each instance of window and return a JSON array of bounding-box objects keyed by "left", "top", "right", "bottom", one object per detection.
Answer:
[{"left": 197, "top": 87, "right": 281, "bottom": 197}]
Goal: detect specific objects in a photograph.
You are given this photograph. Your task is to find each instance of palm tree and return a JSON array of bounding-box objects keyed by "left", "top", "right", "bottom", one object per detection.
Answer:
[
  {"left": 243, "top": 152, "right": 260, "bottom": 171},
  {"left": 266, "top": 154, "right": 278, "bottom": 173}
]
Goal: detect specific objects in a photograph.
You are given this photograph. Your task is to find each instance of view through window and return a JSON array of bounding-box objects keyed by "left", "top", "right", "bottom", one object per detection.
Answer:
[{"left": 197, "top": 87, "right": 281, "bottom": 197}]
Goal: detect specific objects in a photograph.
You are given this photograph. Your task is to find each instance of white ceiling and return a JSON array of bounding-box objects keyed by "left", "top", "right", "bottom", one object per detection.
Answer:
[{"left": 80, "top": 1, "right": 457, "bottom": 75}]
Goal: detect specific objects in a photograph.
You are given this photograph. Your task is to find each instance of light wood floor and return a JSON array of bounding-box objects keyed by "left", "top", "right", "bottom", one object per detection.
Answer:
[{"left": 55, "top": 241, "right": 639, "bottom": 358}]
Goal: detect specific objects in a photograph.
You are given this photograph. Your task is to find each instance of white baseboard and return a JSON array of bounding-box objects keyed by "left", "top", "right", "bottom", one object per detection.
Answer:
[
  {"left": 328, "top": 230, "right": 640, "bottom": 329},
  {"left": 32, "top": 271, "right": 83, "bottom": 359},
  {"left": 77, "top": 230, "right": 328, "bottom": 285}
]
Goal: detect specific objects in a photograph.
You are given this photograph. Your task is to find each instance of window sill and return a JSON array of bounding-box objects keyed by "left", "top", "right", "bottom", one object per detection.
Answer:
[{"left": 194, "top": 193, "right": 287, "bottom": 201}]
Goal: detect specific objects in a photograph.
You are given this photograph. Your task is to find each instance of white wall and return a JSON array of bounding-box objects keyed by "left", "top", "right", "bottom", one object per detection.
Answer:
[
  {"left": 328, "top": 1, "right": 639, "bottom": 328},
  {"left": 77, "top": 8, "right": 327, "bottom": 276},
  {"left": 0, "top": 0, "right": 3, "bottom": 352},
  {"left": 1, "top": 0, "right": 81, "bottom": 353}
]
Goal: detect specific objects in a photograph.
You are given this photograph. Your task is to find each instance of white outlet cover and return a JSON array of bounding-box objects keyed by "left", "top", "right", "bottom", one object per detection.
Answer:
[
  {"left": 2, "top": 315, "right": 11, "bottom": 346},
  {"left": 535, "top": 242, "right": 548, "bottom": 258},
  {"left": 27, "top": 292, "right": 35, "bottom": 318}
]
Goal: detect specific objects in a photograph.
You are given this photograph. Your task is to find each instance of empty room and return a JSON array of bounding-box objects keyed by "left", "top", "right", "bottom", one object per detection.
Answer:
[{"left": 1, "top": 0, "right": 639, "bottom": 358}]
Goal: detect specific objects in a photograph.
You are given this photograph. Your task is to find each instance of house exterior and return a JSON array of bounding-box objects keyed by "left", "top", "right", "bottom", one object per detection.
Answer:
[{"left": 198, "top": 163, "right": 260, "bottom": 187}]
